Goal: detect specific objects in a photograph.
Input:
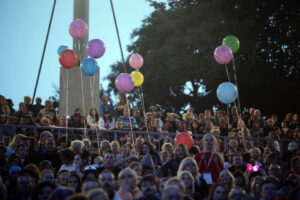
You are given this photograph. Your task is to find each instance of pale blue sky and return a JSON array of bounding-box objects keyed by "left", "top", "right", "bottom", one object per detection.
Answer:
[{"left": 0, "top": 0, "right": 164, "bottom": 108}]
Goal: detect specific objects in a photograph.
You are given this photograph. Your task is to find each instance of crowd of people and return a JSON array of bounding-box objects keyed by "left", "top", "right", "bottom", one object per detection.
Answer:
[{"left": 0, "top": 93, "right": 299, "bottom": 200}]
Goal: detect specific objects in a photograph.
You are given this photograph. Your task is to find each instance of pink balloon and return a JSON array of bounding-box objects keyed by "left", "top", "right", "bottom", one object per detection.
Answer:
[
  {"left": 86, "top": 39, "right": 106, "bottom": 58},
  {"left": 115, "top": 73, "right": 134, "bottom": 93},
  {"left": 69, "top": 19, "right": 88, "bottom": 40},
  {"left": 129, "top": 54, "right": 144, "bottom": 69},
  {"left": 214, "top": 45, "right": 233, "bottom": 64}
]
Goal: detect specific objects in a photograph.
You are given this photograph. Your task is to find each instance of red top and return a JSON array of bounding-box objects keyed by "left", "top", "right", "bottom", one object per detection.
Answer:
[{"left": 194, "top": 152, "right": 224, "bottom": 184}]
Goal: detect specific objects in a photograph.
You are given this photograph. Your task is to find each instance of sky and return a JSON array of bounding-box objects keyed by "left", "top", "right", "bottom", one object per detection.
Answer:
[{"left": 0, "top": 0, "right": 165, "bottom": 109}]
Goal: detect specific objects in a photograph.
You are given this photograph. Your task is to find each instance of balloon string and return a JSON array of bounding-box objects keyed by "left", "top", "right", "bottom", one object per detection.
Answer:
[
  {"left": 138, "top": 86, "right": 148, "bottom": 132},
  {"left": 127, "top": 105, "right": 137, "bottom": 153},
  {"left": 77, "top": 40, "right": 81, "bottom": 65},
  {"left": 225, "top": 64, "right": 231, "bottom": 82},
  {"left": 66, "top": 69, "right": 69, "bottom": 144},
  {"left": 232, "top": 56, "right": 242, "bottom": 116}
]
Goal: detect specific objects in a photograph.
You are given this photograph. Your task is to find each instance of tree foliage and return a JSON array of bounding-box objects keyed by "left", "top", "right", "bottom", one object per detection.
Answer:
[{"left": 104, "top": 0, "right": 299, "bottom": 117}]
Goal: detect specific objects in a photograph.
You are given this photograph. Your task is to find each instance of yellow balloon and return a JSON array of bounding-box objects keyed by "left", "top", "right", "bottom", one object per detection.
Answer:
[{"left": 130, "top": 71, "right": 144, "bottom": 87}]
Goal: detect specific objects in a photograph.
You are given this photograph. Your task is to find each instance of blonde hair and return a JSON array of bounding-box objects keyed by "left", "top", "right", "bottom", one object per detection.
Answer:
[
  {"left": 118, "top": 168, "right": 137, "bottom": 181},
  {"left": 177, "top": 157, "right": 199, "bottom": 176},
  {"left": 178, "top": 170, "right": 195, "bottom": 193},
  {"left": 71, "top": 140, "right": 84, "bottom": 153},
  {"left": 162, "top": 143, "right": 174, "bottom": 152},
  {"left": 9, "top": 134, "right": 26, "bottom": 149},
  {"left": 202, "top": 133, "right": 219, "bottom": 152}
]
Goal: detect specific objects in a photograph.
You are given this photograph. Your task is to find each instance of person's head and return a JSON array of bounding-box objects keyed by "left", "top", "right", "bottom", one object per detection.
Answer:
[
  {"left": 110, "top": 141, "right": 120, "bottom": 154},
  {"left": 218, "top": 170, "right": 235, "bottom": 192},
  {"left": 48, "top": 186, "right": 75, "bottom": 200},
  {"left": 141, "top": 141, "right": 155, "bottom": 155},
  {"left": 251, "top": 176, "right": 264, "bottom": 196},
  {"left": 118, "top": 168, "right": 137, "bottom": 187},
  {"left": 123, "top": 106, "right": 130, "bottom": 117},
  {"left": 177, "top": 157, "right": 199, "bottom": 177},
  {"left": 100, "top": 140, "right": 111, "bottom": 152},
  {"left": 228, "top": 187, "right": 247, "bottom": 200},
  {"left": 208, "top": 183, "right": 227, "bottom": 200},
  {"left": 162, "top": 186, "right": 183, "bottom": 200},
  {"left": 204, "top": 109, "right": 212, "bottom": 119},
  {"left": 203, "top": 133, "right": 218, "bottom": 152},
  {"left": 115, "top": 119, "right": 123, "bottom": 129},
  {"left": 69, "top": 173, "right": 81, "bottom": 192},
  {"left": 17, "top": 172, "right": 35, "bottom": 197},
  {"left": 165, "top": 177, "right": 184, "bottom": 191},
  {"left": 87, "top": 188, "right": 109, "bottom": 200},
  {"left": 98, "top": 170, "right": 115, "bottom": 192},
  {"left": 259, "top": 178, "right": 277, "bottom": 200},
  {"left": 233, "top": 170, "right": 246, "bottom": 188},
  {"left": 32, "top": 181, "right": 56, "bottom": 200},
  {"left": 60, "top": 148, "right": 75, "bottom": 165},
  {"left": 40, "top": 117, "right": 50, "bottom": 126},
  {"left": 103, "top": 110, "right": 112, "bottom": 121},
  {"left": 129, "top": 162, "right": 142, "bottom": 176},
  {"left": 103, "top": 150, "right": 115, "bottom": 168},
  {"left": 133, "top": 108, "right": 140, "bottom": 118},
  {"left": 82, "top": 138, "right": 91, "bottom": 151},
  {"left": 174, "top": 143, "right": 189, "bottom": 161},
  {"left": 161, "top": 151, "right": 170, "bottom": 163},
  {"left": 57, "top": 170, "right": 70, "bottom": 186},
  {"left": 24, "top": 96, "right": 31, "bottom": 105},
  {"left": 45, "top": 99, "right": 52, "bottom": 110},
  {"left": 35, "top": 97, "right": 42, "bottom": 104},
  {"left": 268, "top": 164, "right": 281, "bottom": 180},
  {"left": 232, "top": 154, "right": 243, "bottom": 168},
  {"left": 178, "top": 170, "right": 194, "bottom": 193},
  {"left": 249, "top": 147, "right": 261, "bottom": 161},
  {"left": 81, "top": 178, "right": 99, "bottom": 194},
  {"left": 45, "top": 138, "right": 55, "bottom": 152},
  {"left": 140, "top": 175, "right": 158, "bottom": 197},
  {"left": 71, "top": 140, "right": 84, "bottom": 154},
  {"left": 40, "top": 169, "right": 54, "bottom": 183},
  {"left": 16, "top": 143, "right": 26, "bottom": 157},
  {"left": 291, "top": 156, "right": 300, "bottom": 171}
]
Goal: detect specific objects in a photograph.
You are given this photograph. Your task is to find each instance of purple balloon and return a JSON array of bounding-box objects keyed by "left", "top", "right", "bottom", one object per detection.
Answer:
[
  {"left": 69, "top": 19, "right": 88, "bottom": 40},
  {"left": 115, "top": 73, "right": 134, "bottom": 93},
  {"left": 86, "top": 39, "right": 106, "bottom": 58},
  {"left": 214, "top": 45, "right": 233, "bottom": 64}
]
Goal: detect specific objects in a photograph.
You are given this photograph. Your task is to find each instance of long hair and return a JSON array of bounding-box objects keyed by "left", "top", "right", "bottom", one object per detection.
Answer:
[
  {"left": 202, "top": 133, "right": 219, "bottom": 153},
  {"left": 89, "top": 108, "right": 99, "bottom": 122}
]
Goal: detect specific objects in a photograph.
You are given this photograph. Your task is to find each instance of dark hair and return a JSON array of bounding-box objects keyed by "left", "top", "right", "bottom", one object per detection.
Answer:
[
  {"left": 90, "top": 108, "right": 99, "bottom": 122},
  {"left": 139, "top": 141, "right": 155, "bottom": 156},
  {"left": 32, "top": 181, "right": 56, "bottom": 200},
  {"left": 174, "top": 144, "right": 190, "bottom": 160},
  {"left": 69, "top": 172, "right": 82, "bottom": 193},
  {"left": 259, "top": 177, "right": 277, "bottom": 193},
  {"left": 140, "top": 175, "right": 157, "bottom": 186},
  {"left": 208, "top": 183, "right": 227, "bottom": 200},
  {"left": 60, "top": 148, "right": 75, "bottom": 163},
  {"left": 67, "top": 193, "right": 89, "bottom": 200},
  {"left": 103, "top": 110, "right": 112, "bottom": 123},
  {"left": 48, "top": 186, "right": 75, "bottom": 200}
]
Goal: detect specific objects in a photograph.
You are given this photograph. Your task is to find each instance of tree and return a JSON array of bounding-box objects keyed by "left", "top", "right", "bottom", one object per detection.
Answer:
[{"left": 104, "top": 0, "right": 299, "bottom": 117}]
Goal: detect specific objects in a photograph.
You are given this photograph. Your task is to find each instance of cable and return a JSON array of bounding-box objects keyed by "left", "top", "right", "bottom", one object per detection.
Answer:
[{"left": 32, "top": 0, "right": 57, "bottom": 103}]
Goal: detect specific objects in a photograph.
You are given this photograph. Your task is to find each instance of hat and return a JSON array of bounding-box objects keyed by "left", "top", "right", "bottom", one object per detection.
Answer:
[
  {"left": 288, "top": 142, "right": 297, "bottom": 151},
  {"left": 9, "top": 165, "right": 22, "bottom": 174},
  {"left": 83, "top": 165, "right": 97, "bottom": 171}
]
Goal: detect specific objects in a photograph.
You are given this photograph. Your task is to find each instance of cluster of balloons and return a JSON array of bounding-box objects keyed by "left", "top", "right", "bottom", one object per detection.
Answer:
[
  {"left": 115, "top": 53, "right": 145, "bottom": 93},
  {"left": 214, "top": 35, "right": 239, "bottom": 64},
  {"left": 174, "top": 132, "right": 194, "bottom": 149},
  {"left": 58, "top": 19, "right": 106, "bottom": 77},
  {"left": 214, "top": 35, "right": 240, "bottom": 104}
]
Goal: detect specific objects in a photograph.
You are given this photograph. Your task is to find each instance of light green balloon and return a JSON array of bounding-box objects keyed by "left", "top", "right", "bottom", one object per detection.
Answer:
[{"left": 222, "top": 35, "right": 240, "bottom": 53}]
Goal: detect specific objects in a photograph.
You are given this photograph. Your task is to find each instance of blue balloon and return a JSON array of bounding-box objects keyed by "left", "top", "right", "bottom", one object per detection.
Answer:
[
  {"left": 217, "top": 82, "right": 237, "bottom": 104},
  {"left": 80, "top": 58, "right": 99, "bottom": 76},
  {"left": 57, "top": 45, "right": 69, "bottom": 55}
]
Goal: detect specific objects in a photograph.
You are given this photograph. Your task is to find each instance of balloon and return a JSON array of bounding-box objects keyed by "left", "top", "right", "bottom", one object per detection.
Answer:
[
  {"left": 59, "top": 49, "right": 78, "bottom": 69},
  {"left": 57, "top": 45, "right": 68, "bottom": 55},
  {"left": 86, "top": 39, "right": 106, "bottom": 58},
  {"left": 69, "top": 19, "right": 88, "bottom": 40},
  {"left": 214, "top": 45, "right": 233, "bottom": 64},
  {"left": 129, "top": 54, "right": 144, "bottom": 69},
  {"left": 115, "top": 73, "right": 134, "bottom": 93},
  {"left": 174, "top": 132, "right": 194, "bottom": 149},
  {"left": 130, "top": 71, "right": 144, "bottom": 87},
  {"left": 222, "top": 35, "right": 240, "bottom": 53},
  {"left": 216, "top": 82, "right": 237, "bottom": 104},
  {"left": 80, "top": 58, "right": 99, "bottom": 76}
]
